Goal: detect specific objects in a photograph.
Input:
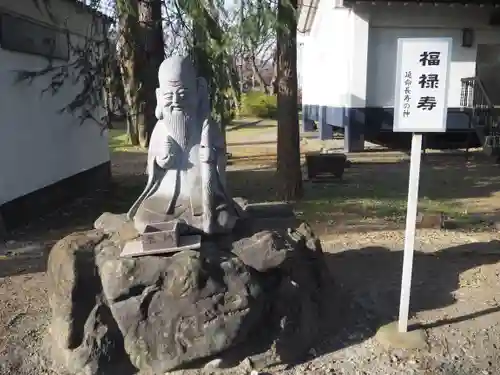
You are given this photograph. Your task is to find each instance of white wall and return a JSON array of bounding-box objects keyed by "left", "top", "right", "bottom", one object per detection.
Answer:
[
  {"left": 364, "top": 3, "right": 500, "bottom": 108},
  {"left": 367, "top": 27, "right": 476, "bottom": 108},
  {"left": 0, "top": 0, "right": 106, "bottom": 37},
  {"left": 302, "top": 0, "right": 362, "bottom": 126},
  {"left": 0, "top": 0, "right": 110, "bottom": 205},
  {"left": 303, "top": 0, "right": 351, "bottom": 109},
  {"left": 348, "top": 11, "right": 369, "bottom": 108}
]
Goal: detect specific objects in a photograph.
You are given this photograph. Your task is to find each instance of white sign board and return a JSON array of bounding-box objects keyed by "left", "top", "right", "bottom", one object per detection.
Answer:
[{"left": 393, "top": 38, "right": 452, "bottom": 133}]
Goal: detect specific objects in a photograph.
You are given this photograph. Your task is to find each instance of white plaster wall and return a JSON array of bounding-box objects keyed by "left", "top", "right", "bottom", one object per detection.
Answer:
[
  {"left": 364, "top": 4, "right": 500, "bottom": 108},
  {"left": 367, "top": 27, "right": 476, "bottom": 108},
  {"left": 0, "top": 0, "right": 107, "bottom": 37},
  {"left": 348, "top": 11, "right": 369, "bottom": 108},
  {"left": 302, "top": 0, "right": 353, "bottom": 126},
  {"left": 0, "top": 0, "right": 110, "bottom": 205}
]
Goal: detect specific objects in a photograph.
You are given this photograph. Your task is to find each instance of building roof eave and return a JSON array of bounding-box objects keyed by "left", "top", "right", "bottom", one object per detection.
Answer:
[{"left": 298, "top": 0, "right": 320, "bottom": 34}]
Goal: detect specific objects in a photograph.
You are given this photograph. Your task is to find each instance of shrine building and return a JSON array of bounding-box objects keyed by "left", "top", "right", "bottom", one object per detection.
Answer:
[{"left": 298, "top": 0, "right": 500, "bottom": 152}]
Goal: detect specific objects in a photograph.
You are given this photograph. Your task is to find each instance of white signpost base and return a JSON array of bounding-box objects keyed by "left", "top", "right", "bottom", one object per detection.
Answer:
[{"left": 398, "top": 133, "right": 423, "bottom": 333}]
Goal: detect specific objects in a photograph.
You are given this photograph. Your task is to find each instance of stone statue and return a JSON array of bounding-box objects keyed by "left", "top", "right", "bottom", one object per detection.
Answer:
[{"left": 126, "top": 55, "right": 240, "bottom": 238}]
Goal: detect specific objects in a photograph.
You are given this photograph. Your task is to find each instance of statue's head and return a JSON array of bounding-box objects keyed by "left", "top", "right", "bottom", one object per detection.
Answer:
[{"left": 155, "top": 55, "right": 209, "bottom": 121}]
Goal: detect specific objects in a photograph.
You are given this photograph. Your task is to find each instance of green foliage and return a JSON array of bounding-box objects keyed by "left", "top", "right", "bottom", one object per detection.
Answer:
[
  {"left": 240, "top": 91, "right": 277, "bottom": 119},
  {"left": 238, "top": 0, "right": 276, "bottom": 51},
  {"left": 23, "top": 0, "right": 280, "bottom": 134}
]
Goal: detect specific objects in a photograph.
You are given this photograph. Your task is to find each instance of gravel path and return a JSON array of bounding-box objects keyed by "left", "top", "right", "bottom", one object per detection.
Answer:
[
  {"left": 5, "top": 221, "right": 500, "bottom": 375},
  {"left": 2, "top": 125, "right": 500, "bottom": 375},
  {"left": 165, "top": 229, "right": 500, "bottom": 375}
]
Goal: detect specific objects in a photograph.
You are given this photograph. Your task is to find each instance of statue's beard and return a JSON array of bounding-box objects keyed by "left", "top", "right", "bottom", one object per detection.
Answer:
[{"left": 163, "top": 109, "right": 193, "bottom": 149}]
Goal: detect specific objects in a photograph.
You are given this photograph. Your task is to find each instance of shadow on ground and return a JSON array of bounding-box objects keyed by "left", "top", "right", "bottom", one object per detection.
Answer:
[
  {"left": 228, "top": 140, "right": 277, "bottom": 146},
  {"left": 227, "top": 119, "right": 275, "bottom": 132},
  {"left": 313, "top": 241, "right": 500, "bottom": 357}
]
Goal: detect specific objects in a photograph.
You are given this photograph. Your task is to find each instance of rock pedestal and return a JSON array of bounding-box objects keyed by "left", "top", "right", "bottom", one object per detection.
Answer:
[{"left": 46, "top": 211, "right": 336, "bottom": 375}]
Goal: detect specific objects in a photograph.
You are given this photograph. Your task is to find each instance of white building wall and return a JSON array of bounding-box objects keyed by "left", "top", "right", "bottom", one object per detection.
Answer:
[
  {"left": 367, "top": 27, "right": 476, "bottom": 108},
  {"left": 364, "top": 3, "right": 500, "bottom": 108},
  {"left": 348, "top": 11, "right": 370, "bottom": 109},
  {"left": 0, "top": 0, "right": 110, "bottom": 205},
  {"left": 302, "top": 0, "right": 367, "bottom": 127},
  {"left": 0, "top": 0, "right": 104, "bottom": 37}
]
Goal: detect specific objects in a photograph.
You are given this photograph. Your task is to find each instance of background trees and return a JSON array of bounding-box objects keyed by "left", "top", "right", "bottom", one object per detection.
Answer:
[{"left": 25, "top": 0, "right": 304, "bottom": 200}]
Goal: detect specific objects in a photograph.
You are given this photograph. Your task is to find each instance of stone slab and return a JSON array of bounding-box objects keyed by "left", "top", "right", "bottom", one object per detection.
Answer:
[
  {"left": 144, "top": 221, "right": 178, "bottom": 232},
  {"left": 142, "top": 230, "right": 178, "bottom": 251},
  {"left": 142, "top": 221, "right": 180, "bottom": 250},
  {"left": 120, "top": 234, "right": 202, "bottom": 258}
]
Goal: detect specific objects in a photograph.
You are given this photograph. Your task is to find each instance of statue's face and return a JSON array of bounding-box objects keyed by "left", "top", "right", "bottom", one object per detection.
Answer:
[
  {"left": 156, "top": 56, "right": 208, "bottom": 122},
  {"left": 158, "top": 81, "right": 197, "bottom": 118}
]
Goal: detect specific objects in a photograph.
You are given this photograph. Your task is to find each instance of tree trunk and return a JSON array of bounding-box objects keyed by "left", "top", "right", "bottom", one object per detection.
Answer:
[
  {"left": 250, "top": 54, "right": 269, "bottom": 94},
  {"left": 138, "top": 0, "right": 164, "bottom": 147},
  {"left": 276, "top": 0, "right": 303, "bottom": 201},
  {"left": 117, "top": 0, "right": 140, "bottom": 146},
  {"left": 271, "top": 48, "right": 278, "bottom": 95}
]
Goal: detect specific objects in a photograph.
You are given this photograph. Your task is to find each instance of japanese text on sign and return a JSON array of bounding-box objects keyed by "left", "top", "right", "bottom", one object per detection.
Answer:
[{"left": 393, "top": 38, "right": 452, "bottom": 133}]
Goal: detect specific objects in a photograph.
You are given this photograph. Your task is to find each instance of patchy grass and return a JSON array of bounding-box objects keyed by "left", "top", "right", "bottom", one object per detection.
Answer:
[
  {"left": 227, "top": 148, "right": 500, "bottom": 232},
  {"left": 227, "top": 118, "right": 277, "bottom": 130},
  {"left": 109, "top": 118, "right": 278, "bottom": 152},
  {"left": 107, "top": 121, "right": 500, "bottom": 233},
  {"left": 8, "top": 119, "right": 500, "bottom": 244},
  {"left": 226, "top": 119, "right": 277, "bottom": 145},
  {"left": 297, "top": 186, "right": 467, "bottom": 224},
  {"left": 108, "top": 129, "right": 145, "bottom": 153},
  {"left": 296, "top": 154, "right": 500, "bottom": 229}
]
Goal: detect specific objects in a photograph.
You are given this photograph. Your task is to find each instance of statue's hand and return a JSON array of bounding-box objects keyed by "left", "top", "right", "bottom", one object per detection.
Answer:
[
  {"left": 155, "top": 153, "right": 174, "bottom": 169},
  {"left": 155, "top": 135, "right": 176, "bottom": 169}
]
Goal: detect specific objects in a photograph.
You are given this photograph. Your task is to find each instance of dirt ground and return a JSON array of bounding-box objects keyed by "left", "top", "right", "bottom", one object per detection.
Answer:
[{"left": 2, "top": 121, "right": 500, "bottom": 375}]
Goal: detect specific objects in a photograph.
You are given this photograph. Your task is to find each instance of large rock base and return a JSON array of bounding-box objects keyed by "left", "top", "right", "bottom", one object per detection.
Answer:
[{"left": 46, "top": 212, "right": 336, "bottom": 374}]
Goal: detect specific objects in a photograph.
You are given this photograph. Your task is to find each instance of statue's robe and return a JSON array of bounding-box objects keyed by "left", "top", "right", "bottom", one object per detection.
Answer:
[
  {"left": 131, "top": 118, "right": 204, "bottom": 233},
  {"left": 129, "top": 115, "right": 239, "bottom": 235},
  {"left": 200, "top": 119, "right": 239, "bottom": 233}
]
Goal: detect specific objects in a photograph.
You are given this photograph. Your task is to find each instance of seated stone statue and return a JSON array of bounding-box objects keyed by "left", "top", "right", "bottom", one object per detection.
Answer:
[{"left": 127, "top": 55, "right": 240, "bottom": 235}]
